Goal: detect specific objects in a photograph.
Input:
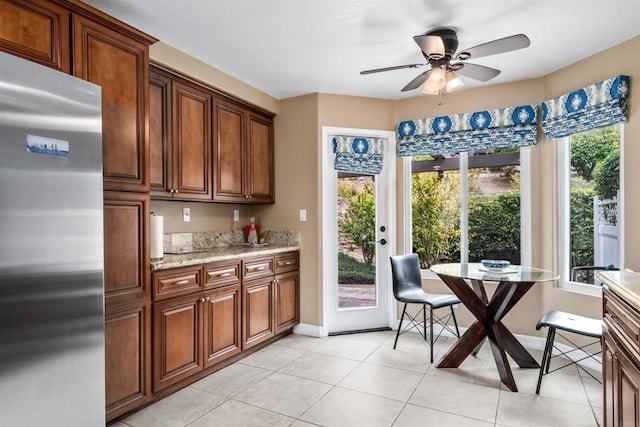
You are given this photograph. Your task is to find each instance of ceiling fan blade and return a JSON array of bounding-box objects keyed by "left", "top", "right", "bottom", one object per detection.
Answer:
[
  {"left": 360, "top": 63, "right": 425, "bottom": 75},
  {"left": 455, "top": 34, "right": 530, "bottom": 60},
  {"left": 456, "top": 62, "right": 501, "bottom": 82},
  {"left": 401, "top": 69, "right": 432, "bottom": 92},
  {"left": 413, "top": 35, "right": 446, "bottom": 57}
]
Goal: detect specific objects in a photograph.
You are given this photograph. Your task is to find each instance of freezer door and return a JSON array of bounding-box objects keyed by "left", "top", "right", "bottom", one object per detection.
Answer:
[{"left": 0, "top": 51, "right": 105, "bottom": 426}]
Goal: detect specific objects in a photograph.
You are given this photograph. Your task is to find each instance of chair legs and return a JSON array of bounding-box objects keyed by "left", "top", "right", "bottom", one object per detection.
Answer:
[
  {"left": 393, "top": 303, "right": 408, "bottom": 350},
  {"left": 536, "top": 327, "right": 556, "bottom": 394},
  {"left": 393, "top": 303, "right": 460, "bottom": 364}
]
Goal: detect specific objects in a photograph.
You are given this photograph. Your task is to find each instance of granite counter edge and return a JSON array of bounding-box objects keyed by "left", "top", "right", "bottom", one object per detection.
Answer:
[{"left": 151, "top": 245, "right": 300, "bottom": 271}]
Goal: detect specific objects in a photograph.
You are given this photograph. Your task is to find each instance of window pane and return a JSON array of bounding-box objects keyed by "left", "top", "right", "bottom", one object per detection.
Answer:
[
  {"left": 411, "top": 150, "right": 521, "bottom": 269},
  {"left": 337, "top": 175, "right": 376, "bottom": 308},
  {"left": 411, "top": 168, "right": 460, "bottom": 268},
  {"left": 569, "top": 126, "right": 620, "bottom": 285},
  {"left": 468, "top": 151, "right": 521, "bottom": 264}
]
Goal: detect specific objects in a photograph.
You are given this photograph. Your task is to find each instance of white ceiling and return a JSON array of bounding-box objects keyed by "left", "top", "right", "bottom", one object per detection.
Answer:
[{"left": 82, "top": 0, "right": 639, "bottom": 100}]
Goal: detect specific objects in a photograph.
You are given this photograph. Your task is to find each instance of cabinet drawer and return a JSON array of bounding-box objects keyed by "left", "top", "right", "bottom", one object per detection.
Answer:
[
  {"left": 153, "top": 266, "right": 202, "bottom": 301},
  {"left": 604, "top": 288, "right": 640, "bottom": 350},
  {"left": 242, "top": 256, "right": 274, "bottom": 281},
  {"left": 204, "top": 260, "right": 241, "bottom": 289},
  {"left": 275, "top": 252, "right": 299, "bottom": 274}
]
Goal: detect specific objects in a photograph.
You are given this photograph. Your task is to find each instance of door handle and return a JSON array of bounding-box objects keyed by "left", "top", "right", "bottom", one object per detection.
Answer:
[{"left": 377, "top": 238, "right": 387, "bottom": 245}]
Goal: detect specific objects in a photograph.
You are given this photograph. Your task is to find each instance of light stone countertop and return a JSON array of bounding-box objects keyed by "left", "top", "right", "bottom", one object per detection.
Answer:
[
  {"left": 597, "top": 270, "right": 640, "bottom": 310},
  {"left": 151, "top": 245, "right": 300, "bottom": 271}
]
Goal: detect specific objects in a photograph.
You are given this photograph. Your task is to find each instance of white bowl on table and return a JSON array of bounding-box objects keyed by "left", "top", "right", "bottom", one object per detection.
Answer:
[{"left": 481, "top": 259, "right": 511, "bottom": 271}]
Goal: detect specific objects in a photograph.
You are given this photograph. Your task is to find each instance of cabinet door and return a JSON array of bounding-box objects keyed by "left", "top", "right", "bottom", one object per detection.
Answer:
[
  {"left": 603, "top": 327, "right": 617, "bottom": 427},
  {"left": 153, "top": 294, "right": 203, "bottom": 391},
  {"left": 242, "top": 278, "right": 275, "bottom": 349},
  {"left": 274, "top": 271, "right": 300, "bottom": 334},
  {"left": 203, "top": 284, "right": 242, "bottom": 367},
  {"left": 0, "top": 0, "right": 70, "bottom": 72},
  {"left": 617, "top": 348, "right": 640, "bottom": 427},
  {"left": 213, "top": 98, "right": 245, "bottom": 202},
  {"left": 247, "top": 113, "right": 274, "bottom": 203},
  {"left": 103, "top": 192, "right": 149, "bottom": 306},
  {"left": 149, "top": 69, "right": 173, "bottom": 198},
  {"left": 105, "top": 301, "right": 151, "bottom": 422},
  {"left": 73, "top": 15, "right": 149, "bottom": 192},
  {"left": 172, "top": 80, "right": 212, "bottom": 199}
]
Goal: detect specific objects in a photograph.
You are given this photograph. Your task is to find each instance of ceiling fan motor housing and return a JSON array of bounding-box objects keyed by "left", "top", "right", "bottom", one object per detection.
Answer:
[{"left": 425, "top": 28, "right": 459, "bottom": 59}]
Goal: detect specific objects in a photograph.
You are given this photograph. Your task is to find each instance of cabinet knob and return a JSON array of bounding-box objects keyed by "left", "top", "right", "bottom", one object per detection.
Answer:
[{"left": 199, "top": 297, "right": 206, "bottom": 303}]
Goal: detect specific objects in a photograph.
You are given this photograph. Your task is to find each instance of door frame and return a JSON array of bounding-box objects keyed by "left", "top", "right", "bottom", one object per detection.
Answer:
[{"left": 321, "top": 126, "right": 397, "bottom": 335}]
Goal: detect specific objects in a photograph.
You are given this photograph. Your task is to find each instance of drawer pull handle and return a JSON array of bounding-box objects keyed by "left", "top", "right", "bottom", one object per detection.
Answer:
[
  {"left": 210, "top": 271, "right": 232, "bottom": 278},
  {"left": 255, "top": 266, "right": 266, "bottom": 271},
  {"left": 284, "top": 261, "right": 294, "bottom": 265},
  {"left": 175, "top": 279, "right": 190, "bottom": 285}
]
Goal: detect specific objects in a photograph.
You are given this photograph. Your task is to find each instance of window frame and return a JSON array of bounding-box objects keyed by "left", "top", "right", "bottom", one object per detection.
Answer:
[
  {"left": 557, "top": 124, "right": 624, "bottom": 296},
  {"left": 404, "top": 148, "right": 532, "bottom": 276}
]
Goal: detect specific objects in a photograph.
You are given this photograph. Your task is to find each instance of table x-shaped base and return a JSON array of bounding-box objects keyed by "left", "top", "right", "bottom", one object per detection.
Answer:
[{"left": 435, "top": 275, "right": 540, "bottom": 392}]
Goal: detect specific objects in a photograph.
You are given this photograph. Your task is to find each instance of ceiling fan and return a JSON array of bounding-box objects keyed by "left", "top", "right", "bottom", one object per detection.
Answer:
[{"left": 360, "top": 28, "right": 530, "bottom": 95}]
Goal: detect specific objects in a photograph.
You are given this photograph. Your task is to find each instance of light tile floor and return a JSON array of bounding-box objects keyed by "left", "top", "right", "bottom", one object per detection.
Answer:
[{"left": 111, "top": 330, "right": 602, "bottom": 427}]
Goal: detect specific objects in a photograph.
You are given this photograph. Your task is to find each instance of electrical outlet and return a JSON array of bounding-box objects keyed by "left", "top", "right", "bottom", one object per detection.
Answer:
[
  {"left": 299, "top": 209, "right": 307, "bottom": 222},
  {"left": 233, "top": 210, "right": 239, "bottom": 221},
  {"left": 183, "top": 207, "right": 190, "bottom": 222}
]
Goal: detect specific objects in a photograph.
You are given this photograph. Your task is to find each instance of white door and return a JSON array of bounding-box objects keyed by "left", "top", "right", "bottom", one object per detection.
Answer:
[{"left": 322, "top": 127, "right": 396, "bottom": 334}]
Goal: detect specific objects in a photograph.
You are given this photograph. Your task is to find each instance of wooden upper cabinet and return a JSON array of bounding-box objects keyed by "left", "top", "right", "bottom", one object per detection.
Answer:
[
  {"left": 149, "top": 65, "right": 212, "bottom": 200},
  {"left": 103, "top": 191, "right": 150, "bottom": 306},
  {"left": 213, "top": 98, "right": 245, "bottom": 201},
  {"left": 213, "top": 98, "right": 275, "bottom": 204},
  {"left": 149, "top": 69, "right": 172, "bottom": 198},
  {"left": 73, "top": 14, "right": 150, "bottom": 192},
  {"left": 172, "top": 80, "right": 212, "bottom": 199},
  {"left": 247, "top": 113, "right": 274, "bottom": 203},
  {"left": 0, "top": 0, "right": 70, "bottom": 72}
]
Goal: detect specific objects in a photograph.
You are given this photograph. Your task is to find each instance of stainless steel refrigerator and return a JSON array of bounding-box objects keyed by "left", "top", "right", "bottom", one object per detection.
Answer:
[{"left": 0, "top": 51, "right": 105, "bottom": 425}]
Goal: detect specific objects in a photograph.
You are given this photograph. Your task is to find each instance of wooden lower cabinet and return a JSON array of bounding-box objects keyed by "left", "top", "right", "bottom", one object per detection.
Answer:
[
  {"left": 242, "top": 277, "right": 275, "bottom": 349},
  {"left": 275, "top": 271, "right": 300, "bottom": 334},
  {"left": 105, "top": 301, "right": 151, "bottom": 422},
  {"left": 152, "top": 293, "right": 203, "bottom": 392},
  {"left": 204, "top": 284, "right": 242, "bottom": 367},
  {"left": 603, "top": 287, "right": 640, "bottom": 427},
  {"left": 145, "top": 252, "right": 299, "bottom": 418}
]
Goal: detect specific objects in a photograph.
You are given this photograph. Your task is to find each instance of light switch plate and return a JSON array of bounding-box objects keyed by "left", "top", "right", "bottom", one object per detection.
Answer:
[
  {"left": 299, "top": 209, "right": 307, "bottom": 222},
  {"left": 233, "top": 210, "right": 239, "bottom": 221},
  {"left": 183, "top": 207, "right": 190, "bottom": 222}
]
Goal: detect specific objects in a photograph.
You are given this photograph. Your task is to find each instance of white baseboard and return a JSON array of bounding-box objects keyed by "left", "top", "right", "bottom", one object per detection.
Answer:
[{"left": 293, "top": 323, "right": 327, "bottom": 337}]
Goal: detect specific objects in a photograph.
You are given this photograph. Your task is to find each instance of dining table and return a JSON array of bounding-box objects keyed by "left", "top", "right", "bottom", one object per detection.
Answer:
[{"left": 430, "top": 262, "right": 558, "bottom": 392}]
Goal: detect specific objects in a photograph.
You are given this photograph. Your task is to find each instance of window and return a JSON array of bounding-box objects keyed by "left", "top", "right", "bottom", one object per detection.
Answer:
[
  {"left": 408, "top": 148, "right": 529, "bottom": 270},
  {"left": 559, "top": 126, "right": 620, "bottom": 292}
]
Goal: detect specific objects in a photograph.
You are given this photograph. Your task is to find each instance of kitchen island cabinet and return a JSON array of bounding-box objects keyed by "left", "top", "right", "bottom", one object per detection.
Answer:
[{"left": 598, "top": 271, "right": 640, "bottom": 427}]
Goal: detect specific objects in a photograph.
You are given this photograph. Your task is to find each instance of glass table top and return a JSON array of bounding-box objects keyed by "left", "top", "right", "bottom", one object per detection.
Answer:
[{"left": 430, "top": 263, "right": 558, "bottom": 283}]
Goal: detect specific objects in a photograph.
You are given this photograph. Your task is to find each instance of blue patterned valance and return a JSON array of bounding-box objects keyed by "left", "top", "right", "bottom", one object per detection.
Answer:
[
  {"left": 541, "top": 75, "right": 630, "bottom": 138},
  {"left": 332, "top": 136, "right": 384, "bottom": 175},
  {"left": 396, "top": 105, "right": 537, "bottom": 156}
]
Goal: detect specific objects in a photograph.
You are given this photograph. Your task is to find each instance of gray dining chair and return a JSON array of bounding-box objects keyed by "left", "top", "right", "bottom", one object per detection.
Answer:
[
  {"left": 535, "top": 310, "right": 602, "bottom": 394},
  {"left": 390, "top": 254, "right": 460, "bottom": 363}
]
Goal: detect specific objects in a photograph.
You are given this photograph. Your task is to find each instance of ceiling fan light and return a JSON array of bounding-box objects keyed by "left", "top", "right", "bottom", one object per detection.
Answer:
[
  {"left": 424, "top": 67, "right": 446, "bottom": 92},
  {"left": 445, "top": 70, "right": 464, "bottom": 92}
]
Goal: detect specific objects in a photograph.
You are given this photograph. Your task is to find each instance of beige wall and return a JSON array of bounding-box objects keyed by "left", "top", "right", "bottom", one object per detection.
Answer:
[
  {"left": 150, "top": 42, "right": 279, "bottom": 114},
  {"left": 150, "top": 34, "right": 640, "bottom": 338},
  {"left": 254, "top": 94, "right": 320, "bottom": 325}
]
